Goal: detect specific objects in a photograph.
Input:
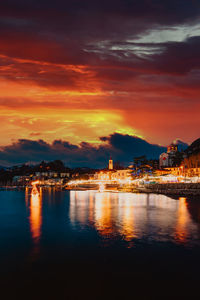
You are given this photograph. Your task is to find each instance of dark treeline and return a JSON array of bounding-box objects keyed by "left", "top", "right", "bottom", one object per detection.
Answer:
[{"left": 0, "top": 160, "right": 97, "bottom": 185}]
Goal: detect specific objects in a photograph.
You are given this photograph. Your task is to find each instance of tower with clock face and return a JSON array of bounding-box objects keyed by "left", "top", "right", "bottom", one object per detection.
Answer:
[{"left": 109, "top": 157, "right": 113, "bottom": 170}]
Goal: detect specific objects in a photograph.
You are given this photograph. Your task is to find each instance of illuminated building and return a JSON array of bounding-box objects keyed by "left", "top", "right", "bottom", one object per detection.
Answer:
[
  {"left": 94, "top": 157, "right": 131, "bottom": 181},
  {"left": 94, "top": 170, "right": 112, "bottom": 181},
  {"left": 159, "top": 152, "right": 169, "bottom": 168},
  {"left": 181, "top": 155, "right": 200, "bottom": 178},
  {"left": 179, "top": 138, "right": 200, "bottom": 178},
  {"left": 167, "top": 143, "right": 178, "bottom": 153},
  {"left": 159, "top": 142, "right": 178, "bottom": 168},
  {"left": 111, "top": 169, "right": 131, "bottom": 180}
]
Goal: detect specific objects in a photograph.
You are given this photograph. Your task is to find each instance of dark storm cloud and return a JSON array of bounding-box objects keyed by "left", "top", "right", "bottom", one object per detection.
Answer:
[
  {"left": 152, "top": 36, "right": 200, "bottom": 74},
  {"left": 0, "top": 0, "right": 200, "bottom": 91},
  {"left": 1, "top": 0, "right": 200, "bottom": 148},
  {"left": 100, "top": 133, "right": 166, "bottom": 159},
  {"left": 2, "top": 36, "right": 200, "bottom": 92},
  {"left": 0, "top": 133, "right": 167, "bottom": 167},
  {"left": 0, "top": 0, "right": 200, "bottom": 64},
  {"left": 1, "top": 0, "right": 199, "bottom": 24}
]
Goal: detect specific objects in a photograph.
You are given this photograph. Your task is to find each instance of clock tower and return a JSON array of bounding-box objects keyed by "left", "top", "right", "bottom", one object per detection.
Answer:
[{"left": 109, "top": 157, "right": 113, "bottom": 170}]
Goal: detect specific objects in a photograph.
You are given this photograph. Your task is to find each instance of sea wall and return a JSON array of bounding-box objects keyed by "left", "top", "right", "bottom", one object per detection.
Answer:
[{"left": 136, "top": 183, "right": 200, "bottom": 196}]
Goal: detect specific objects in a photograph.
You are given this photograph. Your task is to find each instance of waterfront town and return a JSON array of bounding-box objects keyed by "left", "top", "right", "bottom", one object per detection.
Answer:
[
  {"left": 2, "top": 1, "right": 200, "bottom": 299},
  {"left": 1, "top": 137, "right": 200, "bottom": 195}
]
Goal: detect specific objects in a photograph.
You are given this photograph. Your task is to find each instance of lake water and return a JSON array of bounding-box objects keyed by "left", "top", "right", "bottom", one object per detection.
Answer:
[{"left": 1, "top": 189, "right": 200, "bottom": 299}]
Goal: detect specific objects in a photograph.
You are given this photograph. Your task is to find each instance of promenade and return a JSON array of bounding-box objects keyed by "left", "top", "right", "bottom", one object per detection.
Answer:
[{"left": 137, "top": 183, "right": 200, "bottom": 196}]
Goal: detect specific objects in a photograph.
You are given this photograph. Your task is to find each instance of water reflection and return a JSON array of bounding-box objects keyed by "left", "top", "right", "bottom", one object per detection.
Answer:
[
  {"left": 175, "top": 197, "right": 198, "bottom": 243},
  {"left": 118, "top": 195, "right": 136, "bottom": 241},
  {"left": 25, "top": 186, "right": 29, "bottom": 206},
  {"left": 70, "top": 191, "right": 199, "bottom": 245},
  {"left": 95, "top": 192, "right": 114, "bottom": 236},
  {"left": 30, "top": 187, "right": 42, "bottom": 242}
]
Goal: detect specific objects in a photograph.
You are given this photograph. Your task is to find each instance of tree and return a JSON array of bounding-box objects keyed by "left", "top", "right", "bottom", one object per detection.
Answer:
[{"left": 133, "top": 155, "right": 147, "bottom": 167}]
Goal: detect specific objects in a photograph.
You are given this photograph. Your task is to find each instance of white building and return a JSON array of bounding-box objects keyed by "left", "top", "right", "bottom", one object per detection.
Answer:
[
  {"left": 159, "top": 153, "right": 169, "bottom": 168},
  {"left": 159, "top": 143, "right": 178, "bottom": 168}
]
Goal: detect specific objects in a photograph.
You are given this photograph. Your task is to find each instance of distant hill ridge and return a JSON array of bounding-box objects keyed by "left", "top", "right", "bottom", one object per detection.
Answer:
[{"left": 185, "top": 138, "right": 200, "bottom": 156}]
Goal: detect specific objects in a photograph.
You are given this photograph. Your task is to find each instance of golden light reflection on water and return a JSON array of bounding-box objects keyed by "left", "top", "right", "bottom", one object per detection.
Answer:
[
  {"left": 25, "top": 186, "right": 29, "bottom": 206},
  {"left": 95, "top": 192, "right": 114, "bottom": 236},
  {"left": 175, "top": 197, "right": 190, "bottom": 243},
  {"left": 70, "top": 191, "right": 198, "bottom": 245},
  {"left": 118, "top": 196, "right": 136, "bottom": 241},
  {"left": 30, "top": 187, "right": 42, "bottom": 241}
]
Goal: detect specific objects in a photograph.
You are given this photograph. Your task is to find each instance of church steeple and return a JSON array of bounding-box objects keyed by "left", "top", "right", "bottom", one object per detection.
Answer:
[{"left": 109, "top": 156, "right": 113, "bottom": 170}]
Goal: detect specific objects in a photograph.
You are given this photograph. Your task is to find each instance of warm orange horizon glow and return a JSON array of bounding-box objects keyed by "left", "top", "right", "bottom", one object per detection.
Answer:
[
  {"left": 1, "top": 1, "right": 200, "bottom": 156},
  {"left": 0, "top": 100, "right": 142, "bottom": 146},
  {"left": 0, "top": 53, "right": 200, "bottom": 148}
]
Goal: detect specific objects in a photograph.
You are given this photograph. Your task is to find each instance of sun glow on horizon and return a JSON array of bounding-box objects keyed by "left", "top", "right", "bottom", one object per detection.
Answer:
[{"left": 0, "top": 104, "right": 143, "bottom": 146}]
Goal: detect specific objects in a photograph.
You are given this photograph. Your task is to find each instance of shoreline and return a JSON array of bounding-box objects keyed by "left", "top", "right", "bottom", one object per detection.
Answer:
[
  {"left": 136, "top": 183, "right": 200, "bottom": 196},
  {"left": 1, "top": 183, "right": 200, "bottom": 197}
]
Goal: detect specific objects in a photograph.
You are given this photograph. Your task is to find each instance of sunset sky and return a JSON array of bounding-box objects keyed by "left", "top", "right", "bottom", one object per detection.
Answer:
[{"left": 1, "top": 0, "right": 200, "bottom": 166}]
